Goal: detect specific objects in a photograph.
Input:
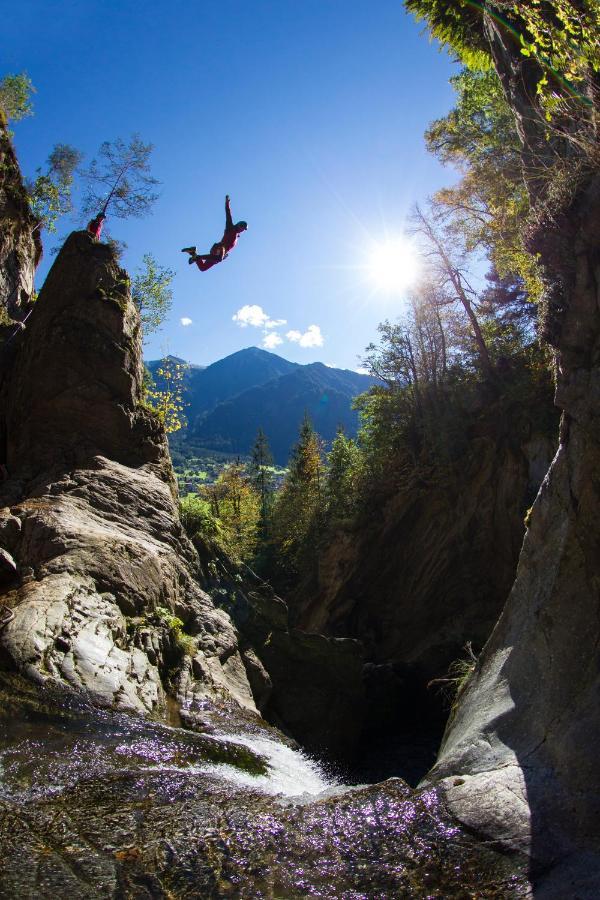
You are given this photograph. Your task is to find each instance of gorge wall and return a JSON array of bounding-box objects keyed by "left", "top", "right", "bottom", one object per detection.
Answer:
[
  {"left": 425, "top": 173, "right": 600, "bottom": 892},
  {"left": 295, "top": 383, "right": 557, "bottom": 733},
  {"left": 0, "top": 113, "right": 41, "bottom": 322}
]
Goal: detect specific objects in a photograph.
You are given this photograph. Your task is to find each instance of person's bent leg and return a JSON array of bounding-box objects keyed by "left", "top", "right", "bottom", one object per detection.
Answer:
[{"left": 195, "top": 255, "right": 217, "bottom": 272}]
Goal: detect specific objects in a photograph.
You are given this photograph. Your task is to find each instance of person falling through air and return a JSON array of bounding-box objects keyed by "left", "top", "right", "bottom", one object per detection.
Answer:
[{"left": 182, "top": 195, "right": 247, "bottom": 271}]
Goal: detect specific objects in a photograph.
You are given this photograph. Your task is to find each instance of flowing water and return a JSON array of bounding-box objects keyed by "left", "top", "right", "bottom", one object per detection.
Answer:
[{"left": 0, "top": 673, "right": 530, "bottom": 898}]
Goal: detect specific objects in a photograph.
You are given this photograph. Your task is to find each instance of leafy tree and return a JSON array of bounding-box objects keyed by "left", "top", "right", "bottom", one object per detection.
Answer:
[
  {"left": 424, "top": 67, "right": 542, "bottom": 301},
  {"left": 144, "top": 357, "right": 188, "bottom": 434},
  {"left": 406, "top": 0, "right": 600, "bottom": 351},
  {"left": 179, "top": 494, "right": 223, "bottom": 544},
  {"left": 411, "top": 203, "right": 493, "bottom": 377},
  {"left": 0, "top": 73, "right": 35, "bottom": 123},
  {"left": 27, "top": 144, "right": 83, "bottom": 233},
  {"left": 131, "top": 253, "right": 175, "bottom": 337},
  {"left": 81, "top": 134, "right": 159, "bottom": 220},
  {"left": 200, "top": 462, "right": 260, "bottom": 560},
  {"left": 405, "top": 0, "right": 599, "bottom": 120}
]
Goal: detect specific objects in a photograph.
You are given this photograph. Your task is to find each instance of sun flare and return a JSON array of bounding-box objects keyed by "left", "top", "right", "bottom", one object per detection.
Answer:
[{"left": 368, "top": 237, "right": 420, "bottom": 293}]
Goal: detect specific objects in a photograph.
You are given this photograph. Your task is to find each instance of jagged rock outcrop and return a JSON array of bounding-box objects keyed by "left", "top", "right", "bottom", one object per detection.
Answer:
[
  {"left": 295, "top": 388, "right": 556, "bottom": 729},
  {"left": 0, "top": 231, "right": 256, "bottom": 716},
  {"left": 425, "top": 175, "right": 600, "bottom": 892},
  {"left": 0, "top": 116, "right": 41, "bottom": 323}
]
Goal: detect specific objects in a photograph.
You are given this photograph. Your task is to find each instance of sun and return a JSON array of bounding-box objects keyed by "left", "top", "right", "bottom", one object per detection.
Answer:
[{"left": 368, "top": 236, "right": 420, "bottom": 293}]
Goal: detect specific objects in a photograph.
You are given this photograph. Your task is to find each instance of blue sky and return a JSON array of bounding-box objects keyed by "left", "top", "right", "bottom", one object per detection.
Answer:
[{"left": 5, "top": 0, "right": 458, "bottom": 370}]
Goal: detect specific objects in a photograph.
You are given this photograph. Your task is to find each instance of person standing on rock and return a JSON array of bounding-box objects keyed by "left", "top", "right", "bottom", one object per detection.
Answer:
[
  {"left": 87, "top": 213, "right": 106, "bottom": 241},
  {"left": 182, "top": 195, "right": 247, "bottom": 272}
]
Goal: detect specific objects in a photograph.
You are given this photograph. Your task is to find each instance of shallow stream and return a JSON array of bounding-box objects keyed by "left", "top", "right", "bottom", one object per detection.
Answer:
[{"left": 0, "top": 673, "right": 529, "bottom": 898}]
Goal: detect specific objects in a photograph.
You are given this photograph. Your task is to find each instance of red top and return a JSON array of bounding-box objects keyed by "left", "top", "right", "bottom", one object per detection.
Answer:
[
  {"left": 220, "top": 226, "right": 239, "bottom": 253},
  {"left": 220, "top": 195, "right": 243, "bottom": 253},
  {"left": 87, "top": 216, "right": 105, "bottom": 240}
]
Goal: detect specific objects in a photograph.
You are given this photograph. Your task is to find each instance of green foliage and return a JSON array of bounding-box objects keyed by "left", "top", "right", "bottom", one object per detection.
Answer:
[
  {"left": 144, "top": 357, "right": 188, "bottom": 434},
  {"left": 513, "top": 2, "right": 599, "bottom": 113},
  {"left": 0, "top": 72, "right": 35, "bottom": 123},
  {"left": 271, "top": 415, "right": 325, "bottom": 588},
  {"left": 153, "top": 606, "right": 196, "bottom": 656},
  {"left": 250, "top": 428, "right": 275, "bottom": 538},
  {"left": 199, "top": 462, "right": 260, "bottom": 561},
  {"left": 81, "top": 134, "right": 159, "bottom": 220},
  {"left": 425, "top": 67, "right": 543, "bottom": 301},
  {"left": 427, "top": 642, "right": 478, "bottom": 716},
  {"left": 179, "top": 494, "right": 223, "bottom": 542},
  {"left": 404, "top": 0, "right": 490, "bottom": 66},
  {"left": 27, "top": 144, "right": 83, "bottom": 233},
  {"left": 406, "top": 1, "right": 599, "bottom": 130},
  {"left": 131, "top": 253, "right": 175, "bottom": 337},
  {"left": 326, "top": 428, "right": 363, "bottom": 523},
  {"left": 182, "top": 462, "right": 263, "bottom": 564}
]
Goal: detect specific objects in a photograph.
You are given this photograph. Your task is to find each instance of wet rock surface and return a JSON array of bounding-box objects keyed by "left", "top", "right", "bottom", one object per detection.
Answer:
[{"left": 0, "top": 674, "right": 529, "bottom": 899}]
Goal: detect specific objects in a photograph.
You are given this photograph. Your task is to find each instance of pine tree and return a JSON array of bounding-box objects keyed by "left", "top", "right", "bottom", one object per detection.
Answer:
[
  {"left": 272, "top": 414, "right": 325, "bottom": 589},
  {"left": 249, "top": 428, "right": 275, "bottom": 539},
  {"left": 326, "top": 428, "right": 362, "bottom": 522},
  {"left": 81, "top": 134, "right": 159, "bottom": 221}
]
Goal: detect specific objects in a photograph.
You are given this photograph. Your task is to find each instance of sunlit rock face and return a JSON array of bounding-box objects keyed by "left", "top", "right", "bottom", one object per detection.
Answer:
[
  {"left": 0, "top": 231, "right": 256, "bottom": 717},
  {"left": 426, "top": 168, "right": 600, "bottom": 888},
  {"left": 0, "top": 118, "right": 41, "bottom": 322}
]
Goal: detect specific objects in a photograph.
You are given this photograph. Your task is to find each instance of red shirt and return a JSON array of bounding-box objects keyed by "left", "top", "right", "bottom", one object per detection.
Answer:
[
  {"left": 220, "top": 225, "right": 239, "bottom": 253},
  {"left": 87, "top": 216, "right": 105, "bottom": 240}
]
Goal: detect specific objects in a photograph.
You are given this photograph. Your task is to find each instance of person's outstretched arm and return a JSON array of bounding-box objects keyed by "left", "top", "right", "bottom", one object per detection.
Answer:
[{"left": 225, "top": 195, "right": 233, "bottom": 231}]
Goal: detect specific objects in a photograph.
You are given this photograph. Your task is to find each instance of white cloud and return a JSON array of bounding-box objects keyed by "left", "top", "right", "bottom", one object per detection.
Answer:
[
  {"left": 233, "top": 304, "right": 269, "bottom": 328},
  {"left": 263, "top": 332, "right": 283, "bottom": 350},
  {"left": 232, "top": 305, "right": 286, "bottom": 330},
  {"left": 286, "top": 324, "right": 324, "bottom": 348},
  {"left": 180, "top": 317, "right": 193, "bottom": 327}
]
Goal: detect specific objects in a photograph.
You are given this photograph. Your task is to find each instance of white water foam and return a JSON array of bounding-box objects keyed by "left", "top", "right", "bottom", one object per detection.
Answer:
[{"left": 198, "top": 733, "right": 342, "bottom": 799}]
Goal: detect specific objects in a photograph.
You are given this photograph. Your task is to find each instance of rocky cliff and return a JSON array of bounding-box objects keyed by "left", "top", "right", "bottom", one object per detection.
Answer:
[
  {"left": 424, "top": 175, "right": 600, "bottom": 893},
  {"left": 0, "top": 230, "right": 258, "bottom": 716},
  {"left": 415, "top": 8, "right": 600, "bottom": 886},
  {"left": 295, "top": 382, "right": 557, "bottom": 733},
  {"left": 0, "top": 116, "right": 41, "bottom": 323}
]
